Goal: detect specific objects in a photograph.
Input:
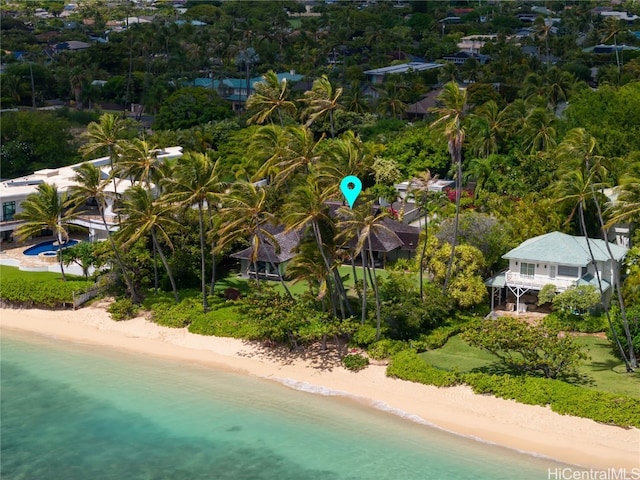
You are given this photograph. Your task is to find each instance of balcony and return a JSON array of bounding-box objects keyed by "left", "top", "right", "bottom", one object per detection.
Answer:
[{"left": 505, "top": 271, "right": 576, "bottom": 291}]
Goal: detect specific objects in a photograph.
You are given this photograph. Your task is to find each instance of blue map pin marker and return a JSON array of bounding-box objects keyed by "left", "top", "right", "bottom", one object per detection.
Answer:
[{"left": 340, "top": 175, "right": 362, "bottom": 209}]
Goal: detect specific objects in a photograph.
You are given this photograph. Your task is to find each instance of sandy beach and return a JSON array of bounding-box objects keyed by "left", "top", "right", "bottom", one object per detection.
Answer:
[{"left": 1, "top": 301, "right": 639, "bottom": 470}]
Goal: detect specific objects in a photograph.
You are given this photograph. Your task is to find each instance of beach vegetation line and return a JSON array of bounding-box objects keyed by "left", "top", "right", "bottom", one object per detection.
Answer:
[{"left": 387, "top": 350, "right": 640, "bottom": 429}]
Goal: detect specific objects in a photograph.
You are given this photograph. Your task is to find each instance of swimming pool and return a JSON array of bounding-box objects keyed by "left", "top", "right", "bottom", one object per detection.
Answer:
[{"left": 23, "top": 240, "right": 79, "bottom": 256}]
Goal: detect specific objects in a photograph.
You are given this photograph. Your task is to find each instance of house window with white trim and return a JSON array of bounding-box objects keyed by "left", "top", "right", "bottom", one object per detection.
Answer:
[{"left": 520, "top": 262, "right": 535, "bottom": 277}]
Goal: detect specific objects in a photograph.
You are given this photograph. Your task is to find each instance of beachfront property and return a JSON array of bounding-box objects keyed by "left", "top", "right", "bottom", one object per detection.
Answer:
[
  {"left": 0, "top": 146, "right": 184, "bottom": 245},
  {"left": 485, "top": 232, "right": 628, "bottom": 314},
  {"left": 230, "top": 202, "right": 421, "bottom": 279}
]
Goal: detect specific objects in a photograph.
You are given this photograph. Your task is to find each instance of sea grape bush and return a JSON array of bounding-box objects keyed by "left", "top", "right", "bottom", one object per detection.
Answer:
[
  {"left": 386, "top": 351, "right": 640, "bottom": 428},
  {"left": 0, "top": 277, "right": 93, "bottom": 308},
  {"left": 342, "top": 353, "right": 369, "bottom": 372}
]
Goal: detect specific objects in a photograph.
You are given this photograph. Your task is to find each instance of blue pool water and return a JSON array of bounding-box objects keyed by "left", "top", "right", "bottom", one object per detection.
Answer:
[
  {"left": 23, "top": 239, "right": 78, "bottom": 256},
  {"left": 0, "top": 330, "right": 571, "bottom": 480}
]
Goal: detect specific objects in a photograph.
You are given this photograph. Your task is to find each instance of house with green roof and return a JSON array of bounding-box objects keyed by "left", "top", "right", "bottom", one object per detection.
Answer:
[{"left": 485, "top": 232, "right": 628, "bottom": 314}]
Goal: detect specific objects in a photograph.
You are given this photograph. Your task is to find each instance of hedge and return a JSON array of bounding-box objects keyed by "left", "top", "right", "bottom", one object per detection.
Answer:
[
  {"left": 0, "top": 277, "right": 94, "bottom": 308},
  {"left": 387, "top": 350, "right": 640, "bottom": 428}
]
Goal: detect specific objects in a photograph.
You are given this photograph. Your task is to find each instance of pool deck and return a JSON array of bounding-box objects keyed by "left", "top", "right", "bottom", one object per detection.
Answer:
[{"left": 0, "top": 236, "right": 87, "bottom": 275}]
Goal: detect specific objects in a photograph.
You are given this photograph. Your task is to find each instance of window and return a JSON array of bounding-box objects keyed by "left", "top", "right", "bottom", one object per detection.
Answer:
[
  {"left": 557, "top": 265, "right": 579, "bottom": 278},
  {"left": 2, "top": 201, "right": 16, "bottom": 221},
  {"left": 520, "top": 262, "right": 535, "bottom": 277}
]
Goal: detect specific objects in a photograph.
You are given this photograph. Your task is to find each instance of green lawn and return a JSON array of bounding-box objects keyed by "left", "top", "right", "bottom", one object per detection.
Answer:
[
  {"left": 0, "top": 265, "right": 73, "bottom": 281},
  {"left": 421, "top": 334, "right": 640, "bottom": 398}
]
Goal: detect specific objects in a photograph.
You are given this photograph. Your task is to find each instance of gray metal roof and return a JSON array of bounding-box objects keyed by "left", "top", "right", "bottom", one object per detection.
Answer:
[
  {"left": 485, "top": 271, "right": 506, "bottom": 287},
  {"left": 503, "top": 232, "right": 627, "bottom": 266}
]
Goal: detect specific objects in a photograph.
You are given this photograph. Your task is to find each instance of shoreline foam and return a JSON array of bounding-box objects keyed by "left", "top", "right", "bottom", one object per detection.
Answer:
[{"left": 1, "top": 303, "right": 638, "bottom": 470}]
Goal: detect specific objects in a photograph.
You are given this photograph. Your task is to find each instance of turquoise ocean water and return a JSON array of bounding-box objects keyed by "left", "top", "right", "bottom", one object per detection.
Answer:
[{"left": 1, "top": 330, "right": 568, "bottom": 480}]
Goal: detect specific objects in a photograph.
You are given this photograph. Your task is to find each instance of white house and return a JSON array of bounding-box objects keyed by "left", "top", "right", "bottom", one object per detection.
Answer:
[
  {"left": 485, "top": 232, "right": 628, "bottom": 313},
  {"left": 0, "top": 146, "right": 183, "bottom": 244}
]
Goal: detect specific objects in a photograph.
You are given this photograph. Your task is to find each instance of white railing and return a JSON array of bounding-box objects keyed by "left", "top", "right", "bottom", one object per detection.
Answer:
[{"left": 505, "top": 271, "right": 576, "bottom": 291}]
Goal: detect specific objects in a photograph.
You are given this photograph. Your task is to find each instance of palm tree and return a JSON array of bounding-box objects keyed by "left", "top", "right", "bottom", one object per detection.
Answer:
[
  {"left": 302, "top": 75, "right": 343, "bottom": 138},
  {"left": 601, "top": 17, "right": 624, "bottom": 72},
  {"left": 117, "top": 186, "right": 181, "bottom": 302},
  {"left": 80, "top": 114, "right": 129, "bottom": 215},
  {"left": 406, "top": 171, "right": 436, "bottom": 301},
  {"left": 282, "top": 176, "right": 351, "bottom": 318},
  {"left": 235, "top": 47, "right": 260, "bottom": 103},
  {"left": 217, "top": 181, "right": 293, "bottom": 299},
  {"left": 15, "top": 183, "right": 77, "bottom": 281},
  {"left": 343, "top": 82, "right": 369, "bottom": 115},
  {"left": 430, "top": 81, "right": 468, "bottom": 294},
  {"left": 117, "top": 138, "right": 162, "bottom": 189},
  {"left": 554, "top": 164, "right": 634, "bottom": 372},
  {"left": 337, "top": 201, "right": 394, "bottom": 339},
  {"left": 376, "top": 78, "right": 407, "bottom": 119},
  {"left": 560, "top": 129, "right": 637, "bottom": 370},
  {"left": 246, "top": 70, "right": 296, "bottom": 127},
  {"left": 69, "top": 163, "right": 141, "bottom": 303},
  {"left": 533, "top": 17, "right": 553, "bottom": 71},
  {"left": 522, "top": 107, "right": 557, "bottom": 154},
  {"left": 468, "top": 100, "right": 507, "bottom": 157},
  {"left": 608, "top": 164, "right": 640, "bottom": 226},
  {"left": 162, "top": 152, "right": 225, "bottom": 312},
  {"left": 545, "top": 67, "right": 575, "bottom": 110},
  {"left": 254, "top": 125, "right": 324, "bottom": 187}
]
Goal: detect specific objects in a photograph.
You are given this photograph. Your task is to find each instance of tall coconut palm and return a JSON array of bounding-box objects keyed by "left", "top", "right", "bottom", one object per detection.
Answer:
[
  {"left": 337, "top": 201, "right": 394, "bottom": 339},
  {"left": 117, "top": 186, "right": 181, "bottom": 303},
  {"left": 254, "top": 125, "right": 324, "bottom": 187},
  {"left": 80, "top": 114, "right": 128, "bottom": 200},
  {"left": 560, "top": 129, "right": 637, "bottom": 370},
  {"left": 162, "top": 152, "right": 225, "bottom": 312},
  {"left": 117, "top": 138, "right": 163, "bottom": 189},
  {"left": 15, "top": 183, "right": 78, "bottom": 281},
  {"left": 235, "top": 47, "right": 260, "bottom": 103},
  {"left": 608, "top": 163, "right": 640, "bottom": 226},
  {"left": 406, "top": 171, "right": 441, "bottom": 301},
  {"left": 246, "top": 70, "right": 296, "bottom": 127},
  {"left": 553, "top": 165, "right": 634, "bottom": 371},
  {"left": 302, "top": 75, "right": 343, "bottom": 138},
  {"left": 69, "top": 163, "right": 141, "bottom": 303},
  {"left": 468, "top": 100, "right": 507, "bottom": 157},
  {"left": 522, "top": 107, "right": 557, "bottom": 154},
  {"left": 282, "top": 176, "right": 351, "bottom": 318},
  {"left": 430, "top": 81, "right": 468, "bottom": 294},
  {"left": 601, "top": 17, "right": 624, "bottom": 72},
  {"left": 217, "top": 181, "right": 293, "bottom": 299}
]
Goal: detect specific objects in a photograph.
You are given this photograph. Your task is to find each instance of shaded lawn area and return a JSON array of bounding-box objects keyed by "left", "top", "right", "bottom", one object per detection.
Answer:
[{"left": 420, "top": 334, "right": 640, "bottom": 398}]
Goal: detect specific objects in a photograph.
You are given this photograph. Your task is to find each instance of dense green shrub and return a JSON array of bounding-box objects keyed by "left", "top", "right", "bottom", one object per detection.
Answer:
[
  {"left": 367, "top": 339, "right": 408, "bottom": 360},
  {"left": 607, "top": 305, "right": 640, "bottom": 358},
  {"left": 385, "top": 351, "right": 640, "bottom": 428},
  {"left": 342, "top": 353, "right": 369, "bottom": 372},
  {"left": 463, "top": 373, "right": 640, "bottom": 428},
  {"left": 544, "top": 312, "right": 607, "bottom": 333},
  {"left": 188, "top": 303, "right": 260, "bottom": 338},
  {"left": 386, "top": 350, "right": 460, "bottom": 387},
  {"left": 107, "top": 298, "right": 139, "bottom": 321},
  {"left": 151, "top": 297, "right": 202, "bottom": 328},
  {"left": 0, "top": 277, "right": 93, "bottom": 308},
  {"left": 351, "top": 324, "right": 378, "bottom": 347},
  {"left": 417, "top": 323, "right": 467, "bottom": 350}
]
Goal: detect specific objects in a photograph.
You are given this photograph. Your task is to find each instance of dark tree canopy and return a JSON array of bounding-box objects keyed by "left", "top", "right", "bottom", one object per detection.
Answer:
[
  {"left": 0, "top": 111, "right": 80, "bottom": 178},
  {"left": 154, "top": 87, "right": 234, "bottom": 131}
]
